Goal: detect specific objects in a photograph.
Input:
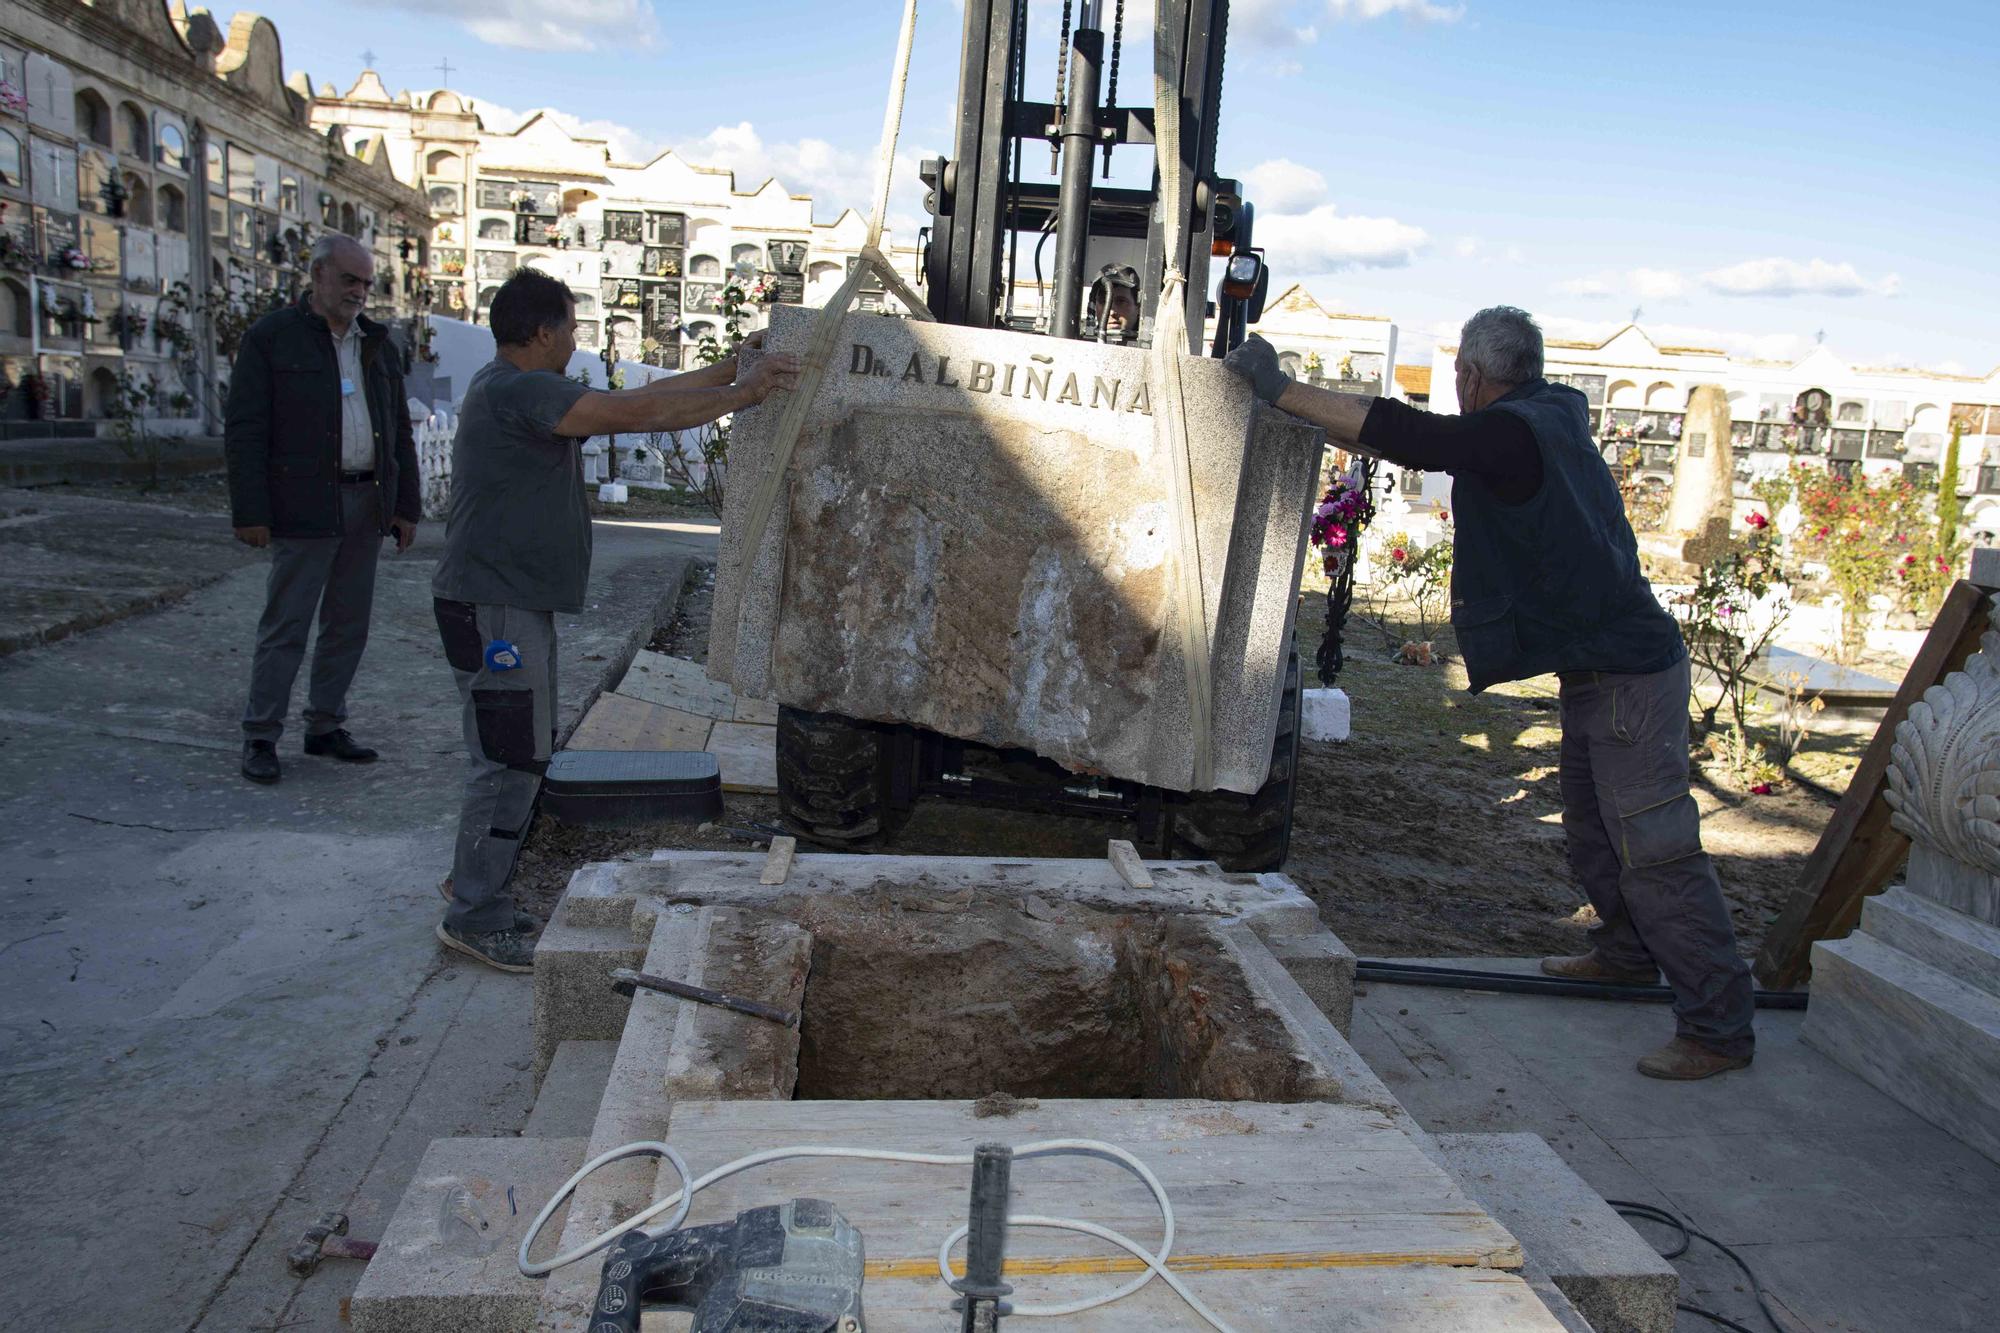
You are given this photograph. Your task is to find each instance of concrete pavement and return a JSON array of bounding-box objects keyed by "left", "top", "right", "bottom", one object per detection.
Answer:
[{"left": 0, "top": 496, "right": 717, "bottom": 1331}]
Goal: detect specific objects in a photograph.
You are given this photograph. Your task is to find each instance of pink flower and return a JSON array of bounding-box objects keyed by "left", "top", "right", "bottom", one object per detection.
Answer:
[
  {"left": 1750, "top": 783, "right": 1773, "bottom": 796},
  {"left": 1316, "top": 500, "right": 1338, "bottom": 519},
  {"left": 1745, "top": 512, "right": 1768, "bottom": 529}
]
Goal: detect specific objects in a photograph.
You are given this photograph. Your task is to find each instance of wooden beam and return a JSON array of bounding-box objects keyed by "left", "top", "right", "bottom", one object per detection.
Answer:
[
  {"left": 1755, "top": 579, "right": 1991, "bottom": 988},
  {"left": 760, "top": 835, "right": 797, "bottom": 886},
  {"left": 1107, "top": 839, "right": 1154, "bottom": 889}
]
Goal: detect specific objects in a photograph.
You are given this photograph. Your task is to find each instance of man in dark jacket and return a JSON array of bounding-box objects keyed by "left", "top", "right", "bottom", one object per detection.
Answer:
[
  {"left": 1226, "top": 306, "right": 1755, "bottom": 1081},
  {"left": 225, "top": 234, "right": 420, "bottom": 784}
]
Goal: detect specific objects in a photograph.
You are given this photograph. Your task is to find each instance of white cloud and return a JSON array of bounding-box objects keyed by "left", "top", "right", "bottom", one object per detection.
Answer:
[
  {"left": 1242, "top": 158, "right": 1330, "bottom": 213},
  {"left": 1701, "top": 256, "right": 1901, "bottom": 299},
  {"left": 1555, "top": 267, "right": 1687, "bottom": 302},
  {"left": 1274, "top": 59, "right": 1306, "bottom": 78},
  {"left": 1326, "top": 0, "right": 1466, "bottom": 22},
  {"left": 364, "top": 0, "right": 657, "bottom": 52},
  {"left": 1258, "top": 204, "right": 1430, "bottom": 271},
  {"left": 1229, "top": 0, "right": 1322, "bottom": 45}
]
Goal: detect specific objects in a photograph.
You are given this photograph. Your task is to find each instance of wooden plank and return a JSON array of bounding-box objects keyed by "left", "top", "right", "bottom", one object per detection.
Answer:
[
  {"left": 1107, "top": 839, "right": 1154, "bottom": 889},
  {"left": 760, "top": 835, "right": 797, "bottom": 886},
  {"left": 617, "top": 649, "right": 738, "bottom": 720},
  {"left": 565, "top": 692, "right": 712, "bottom": 752},
  {"left": 1756, "top": 579, "right": 1991, "bottom": 988},
  {"left": 733, "top": 695, "right": 782, "bottom": 725},
  {"left": 659, "top": 1099, "right": 1551, "bottom": 1329},
  {"left": 707, "top": 720, "right": 778, "bottom": 793}
]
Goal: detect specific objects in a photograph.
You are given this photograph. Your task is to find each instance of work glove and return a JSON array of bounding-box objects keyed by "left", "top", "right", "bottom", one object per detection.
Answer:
[{"left": 1224, "top": 335, "right": 1292, "bottom": 405}]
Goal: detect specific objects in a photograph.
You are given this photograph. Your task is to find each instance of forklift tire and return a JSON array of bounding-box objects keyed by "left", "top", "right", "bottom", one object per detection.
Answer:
[
  {"left": 776, "top": 706, "right": 910, "bottom": 843},
  {"left": 1161, "top": 651, "right": 1302, "bottom": 873}
]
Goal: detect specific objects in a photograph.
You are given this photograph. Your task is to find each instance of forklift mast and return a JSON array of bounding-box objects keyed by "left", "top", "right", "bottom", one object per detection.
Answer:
[{"left": 919, "top": 0, "right": 1263, "bottom": 352}]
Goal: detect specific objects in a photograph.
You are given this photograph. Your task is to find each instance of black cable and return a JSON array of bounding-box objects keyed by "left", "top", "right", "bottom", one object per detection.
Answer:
[
  {"left": 1610, "top": 1200, "right": 1789, "bottom": 1333},
  {"left": 1355, "top": 959, "right": 1809, "bottom": 1010}
]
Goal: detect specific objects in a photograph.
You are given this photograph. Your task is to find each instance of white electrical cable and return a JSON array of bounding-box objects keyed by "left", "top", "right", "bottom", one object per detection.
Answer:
[{"left": 517, "top": 1136, "right": 1240, "bottom": 1333}]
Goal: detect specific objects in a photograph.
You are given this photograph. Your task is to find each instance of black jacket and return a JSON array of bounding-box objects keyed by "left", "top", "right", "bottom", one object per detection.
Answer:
[{"left": 224, "top": 297, "right": 420, "bottom": 537}]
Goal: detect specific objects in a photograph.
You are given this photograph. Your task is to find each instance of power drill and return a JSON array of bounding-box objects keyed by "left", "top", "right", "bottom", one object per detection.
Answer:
[{"left": 589, "top": 1197, "right": 865, "bottom": 1332}]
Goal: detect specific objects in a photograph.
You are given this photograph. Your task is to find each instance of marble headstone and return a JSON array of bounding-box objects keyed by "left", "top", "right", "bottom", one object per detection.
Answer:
[{"left": 711, "top": 306, "right": 1325, "bottom": 795}]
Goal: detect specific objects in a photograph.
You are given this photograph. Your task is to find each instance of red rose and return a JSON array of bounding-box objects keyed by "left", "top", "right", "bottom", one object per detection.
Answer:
[
  {"left": 1750, "top": 782, "right": 1773, "bottom": 796},
  {"left": 1745, "top": 512, "right": 1769, "bottom": 529},
  {"left": 1391, "top": 547, "right": 1408, "bottom": 563}
]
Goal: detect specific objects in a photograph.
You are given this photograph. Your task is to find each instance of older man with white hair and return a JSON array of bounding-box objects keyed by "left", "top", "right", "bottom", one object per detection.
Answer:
[
  {"left": 226, "top": 233, "right": 420, "bottom": 784},
  {"left": 1226, "top": 306, "right": 1756, "bottom": 1080}
]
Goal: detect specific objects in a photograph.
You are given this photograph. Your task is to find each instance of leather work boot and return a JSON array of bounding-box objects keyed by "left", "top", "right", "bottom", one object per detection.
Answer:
[
  {"left": 1540, "top": 952, "right": 1659, "bottom": 985},
  {"left": 241, "top": 739, "right": 281, "bottom": 784},
  {"left": 303, "top": 728, "right": 379, "bottom": 762},
  {"left": 435, "top": 920, "right": 536, "bottom": 973},
  {"left": 1638, "top": 1037, "right": 1753, "bottom": 1081}
]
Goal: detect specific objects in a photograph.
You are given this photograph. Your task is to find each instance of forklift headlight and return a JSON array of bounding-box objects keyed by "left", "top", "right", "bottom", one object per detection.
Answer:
[{"left": 1221, "top": 251, "right": 1263, "bottom": 301}]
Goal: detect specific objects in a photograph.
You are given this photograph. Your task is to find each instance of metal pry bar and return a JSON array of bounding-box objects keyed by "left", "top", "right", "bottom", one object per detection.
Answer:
[{"left": 608, "top": 967, "right": 801, "bottom": 1028}]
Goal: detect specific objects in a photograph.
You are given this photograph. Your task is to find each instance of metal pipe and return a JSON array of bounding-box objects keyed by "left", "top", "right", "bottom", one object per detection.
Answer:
[
  {"left": 954, "top": 1143, "right": 1015, "bottom": 1332},
  {"left": 1355, "top": 960, "right": 1809, "bottom": 1010},
  {"left": 1048, "top": 23, "right": 1103, "bottom": 340}
]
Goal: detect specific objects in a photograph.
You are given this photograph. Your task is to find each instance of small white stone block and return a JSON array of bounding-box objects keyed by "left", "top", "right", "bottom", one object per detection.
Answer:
[
  {"left": 595, "top": 481, "right": 627, "bottom": 503},
  {"left": 1302, "top": 687, "right": 1350, "bottom": 742}
]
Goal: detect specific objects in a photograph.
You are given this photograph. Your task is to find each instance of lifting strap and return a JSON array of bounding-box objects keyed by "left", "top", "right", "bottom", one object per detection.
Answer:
[
  {"left": 735, "top": 0, "right": 933, "bottom": 598},
  {"left": 1149, "top": 31, "right": 1216, "bottom": 792}
]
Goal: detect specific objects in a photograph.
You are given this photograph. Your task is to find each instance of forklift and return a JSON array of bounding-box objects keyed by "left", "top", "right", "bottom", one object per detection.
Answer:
[{"left": 775, "top": 0, "right": 1303, "bottom": 872}]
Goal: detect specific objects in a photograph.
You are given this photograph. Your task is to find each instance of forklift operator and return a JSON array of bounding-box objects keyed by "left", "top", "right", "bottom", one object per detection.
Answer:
[{"left": 1224, "top": 305, "right": 1757, "bottom": 1082}]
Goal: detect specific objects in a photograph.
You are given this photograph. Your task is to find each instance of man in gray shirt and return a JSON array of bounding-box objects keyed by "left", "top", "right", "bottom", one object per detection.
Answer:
[{"left": 431, "top": 268, "right": 798, "bottom": 971}]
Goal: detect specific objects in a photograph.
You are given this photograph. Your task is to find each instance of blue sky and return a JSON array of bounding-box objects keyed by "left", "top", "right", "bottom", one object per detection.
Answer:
[{"left": 248, "top": 0, "right": 1997, "bottom": 373}]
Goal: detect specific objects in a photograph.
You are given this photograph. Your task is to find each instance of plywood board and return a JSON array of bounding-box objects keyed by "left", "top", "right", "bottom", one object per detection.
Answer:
[
  {"left": 660, "top": 1099, "right": 1554, "bottom": 1330},
  {"left": 617, "top": 649, "right": 738, "bottom": 720},
  {"left": 707, "top": 720, "right": 778, "bottom": 793},
  {"left": 1757, "top": 580, "right": 1991, "bottom": 987},
  {"left": 566, "top": 692, "right": 712, "bottom": 752}
]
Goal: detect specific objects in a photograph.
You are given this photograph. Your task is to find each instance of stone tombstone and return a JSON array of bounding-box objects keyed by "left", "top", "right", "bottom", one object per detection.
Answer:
[
  {"left": 1664, "top": 383, "right": 1733, "bottom": 536},
  {"left": 711, "top": 305, "right": 1325, "bottom": 795},
  {"left": 1803, "top": 609, "right": 2000, "bottom": 1162}
]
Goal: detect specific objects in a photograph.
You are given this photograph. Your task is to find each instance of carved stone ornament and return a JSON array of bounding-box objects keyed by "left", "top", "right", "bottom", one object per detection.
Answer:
[{"left": 1884, "top": 608, "right": 2000, "bottom": 874}]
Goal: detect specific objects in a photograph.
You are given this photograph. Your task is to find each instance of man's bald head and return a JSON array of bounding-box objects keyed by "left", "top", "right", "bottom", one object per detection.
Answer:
[{"left": 308, "top": 233, "right": 375, "bottom": 332}]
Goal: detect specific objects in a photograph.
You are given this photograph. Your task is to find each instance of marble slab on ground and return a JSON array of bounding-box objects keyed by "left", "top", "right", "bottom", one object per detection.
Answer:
[
  {"left": 565, "top": 691, "right": 712, "bottom": 752},
  {"left": 617, "top": 648, "right": 738, "bottom": 718},
  {"left": 657, "top": 1098, "right": 1561, "bottom": 1331},
  {"left": 712, "top": 306, "right": 1324, "bottom": 795},
  {"left": 706, "top": 718, "right": 779, "bottom": 792},
  {"left": 1755, "top": 645, "right": 1898, "bottom": 700}
]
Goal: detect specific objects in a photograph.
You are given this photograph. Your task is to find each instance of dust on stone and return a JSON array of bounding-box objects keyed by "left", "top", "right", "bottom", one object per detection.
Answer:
[{"left": 972, "top": 1091, "right": 1039, "bottom": 1118}]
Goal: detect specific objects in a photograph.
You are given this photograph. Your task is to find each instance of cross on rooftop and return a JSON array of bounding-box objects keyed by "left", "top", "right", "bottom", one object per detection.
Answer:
[
  {"left": 359, "top": 49, "right": 379, "bottom": 69},
  {"left": 436, "top": 57, "right": 455, "bottom": 85}
]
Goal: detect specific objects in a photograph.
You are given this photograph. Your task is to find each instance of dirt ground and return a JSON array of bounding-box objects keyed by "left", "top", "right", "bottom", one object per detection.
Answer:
[{"left": 515, "top": 567, "right": 1872, "bottom": 961}]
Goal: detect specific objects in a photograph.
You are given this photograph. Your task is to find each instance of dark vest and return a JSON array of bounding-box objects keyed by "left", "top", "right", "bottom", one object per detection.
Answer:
[{"left": 1448, "top": 379, "right": 1686, "bottom": 692}]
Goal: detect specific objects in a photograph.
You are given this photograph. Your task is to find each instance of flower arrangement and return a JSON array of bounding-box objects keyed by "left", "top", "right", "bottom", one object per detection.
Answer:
[
  {"left": 0, "top": 80, "right": 27, "bottom": 116},
  {"left": 58, "top": 246, "right": 92, "bottom": 270},
  {"left": 109, "top": 307, "right": 149, "bottom": 344},
  {"left": 1308, "top": 466, "right": 1376, "bottom": 576}
]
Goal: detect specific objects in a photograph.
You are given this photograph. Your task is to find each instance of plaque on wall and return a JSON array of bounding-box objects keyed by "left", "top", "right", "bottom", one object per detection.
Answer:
[
  {"left": 683, "top": 281, "right": 723, "bottom": 314},
  {"left": 1830, "top": 429, "right": 1865, "bottom": 461},
  {"left": 36, "top": 206, "right": 79, "bottom": 261},
  {"left": 604, "top": 211, "right": 644, "bottom": 244},
  {"left": 608, "top": 278, "right": 643, "bottom": 310},
  {"left": 1865, "top": 430, "right": 1905, "bottom": 459},
  {"left": 642, "top": 246, "right": 683, "bottom": 278},
  {"left": 771, "top": 273, "right": 805, "bottom": 305},
  {"left": 575, "top": 320, "right": 600, "bottom": 346},
  {"left": 475, "top": 250, "right": 515, "bottom": 280},
  {"left": 645, "top": 212, "right": 685, "bottom": 246},
  {"left": 1686, "top": 432, "right": 1707, "bottom": 458},
  {"left": 768, "top": 240, "right": 808, "bottom": 274}
]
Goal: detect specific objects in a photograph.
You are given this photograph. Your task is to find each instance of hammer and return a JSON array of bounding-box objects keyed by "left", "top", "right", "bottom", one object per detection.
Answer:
[{"left": 287, "top": 1211, "right": 378, "bottom": 1278}]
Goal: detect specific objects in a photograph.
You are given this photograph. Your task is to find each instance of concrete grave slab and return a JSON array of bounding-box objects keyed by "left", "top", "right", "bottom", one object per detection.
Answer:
[
  {"left": 705, "top": 718, "right": 778, "bottom": 792},
  {"left": 616, "top": 649, "right": 737, "bottom": 719},
  {"left": 350, "top": 1135, "right": 587, "bottom": 1333},
  {"left": 712, "top": 305, "right": 1324, "bottom": 795},
  {"left": 1437, "top": 1132, "right": 1677, "bottom": 1333}
]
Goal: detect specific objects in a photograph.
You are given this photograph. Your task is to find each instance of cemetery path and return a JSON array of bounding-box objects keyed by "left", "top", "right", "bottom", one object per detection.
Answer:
[{"left": 0, "top": 492, "right": 714, "bottom": 1331}]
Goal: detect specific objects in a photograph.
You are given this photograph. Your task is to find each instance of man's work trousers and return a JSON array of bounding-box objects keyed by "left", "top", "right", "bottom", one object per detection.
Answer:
[
  {"left": 1558, "top": 656, "right": 1756, "bottom": 1055},
  {"left": 242, "top": 482, "right": 382, "bottom": 742},
  {"left": 434, "top": 599, "right": 557, "bottom": 936}
]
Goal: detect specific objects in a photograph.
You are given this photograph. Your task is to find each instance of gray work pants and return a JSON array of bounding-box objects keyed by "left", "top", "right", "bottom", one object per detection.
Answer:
[
  {"left": 242, "top": 482, "right": 382, "bottom": 742},
  {"left": 1558, "top": 656, "right": 1755, "bottom": 1055},
  {"left": 434, "top": 599, "right": 558, "bottom": 935}
]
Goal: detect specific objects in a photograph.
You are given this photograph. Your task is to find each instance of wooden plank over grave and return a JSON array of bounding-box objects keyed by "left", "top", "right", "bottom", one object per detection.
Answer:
[
  {"left": 1757, "top": 579, "right": 1992, "bottom": 987},
  {"left": 660, "top": 1099, "right": 1558, "bottom": 1331}
]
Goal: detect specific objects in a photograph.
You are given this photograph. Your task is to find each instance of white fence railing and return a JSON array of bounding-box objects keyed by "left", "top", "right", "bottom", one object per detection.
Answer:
[{"left": 412, "top": 398, "right": 454, "bottom": 520}]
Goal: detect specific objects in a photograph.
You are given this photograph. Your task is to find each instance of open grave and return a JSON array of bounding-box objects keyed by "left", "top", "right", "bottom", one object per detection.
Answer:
[{"left": 352, "top": 852, "right": 1673, "bottom": 1331}]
